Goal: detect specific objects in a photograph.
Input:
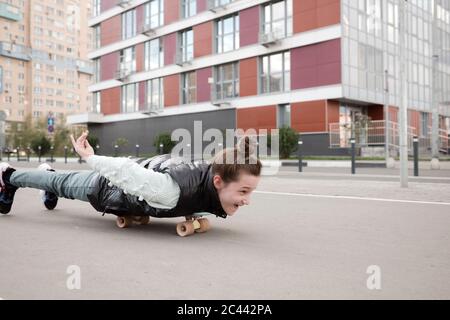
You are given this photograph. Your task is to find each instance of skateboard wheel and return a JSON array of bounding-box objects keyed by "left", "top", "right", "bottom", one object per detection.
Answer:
[
  {"left": 195, "top": 218, "right": 210, "bottom": 233},
  {"left": 176, "top": 221, "right": 195, "bottom": 237},
  {"left": 116, "top": 216, "right": 133, "bottom": 228},
  {"left": 133, "top": 216, "right": 150, "bottom": 225}
]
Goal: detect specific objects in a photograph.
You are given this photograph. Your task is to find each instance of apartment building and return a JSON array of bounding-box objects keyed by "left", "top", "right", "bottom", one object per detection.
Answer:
[
  {"left": 69, "top": 0, "right": 450, "bottom": 155},
  {"left": 0, "top": 0, "right": 93, "bottom": 137}
]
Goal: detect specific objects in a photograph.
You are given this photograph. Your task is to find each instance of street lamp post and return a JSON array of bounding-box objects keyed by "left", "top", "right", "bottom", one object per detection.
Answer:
[{"left": 399, "top": 0, "right": 409, "bottom": 188}]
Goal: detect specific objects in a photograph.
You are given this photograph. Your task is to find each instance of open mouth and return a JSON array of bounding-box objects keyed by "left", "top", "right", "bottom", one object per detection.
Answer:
[{"left": 233, "top": 204, "right": 239, "bottom": 209}]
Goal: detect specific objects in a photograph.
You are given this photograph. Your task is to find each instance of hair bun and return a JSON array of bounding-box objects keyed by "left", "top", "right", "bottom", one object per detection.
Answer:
[{"left": 236, "top": 135, "right": 257, "bottom": 157}]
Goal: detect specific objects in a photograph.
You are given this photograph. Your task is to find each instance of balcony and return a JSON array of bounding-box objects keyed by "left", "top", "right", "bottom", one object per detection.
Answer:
[
  {"left": 0, "top": 42, "right": 31, "bottom": 61},
  {"left": 0, "top": 3, "right": 22, "bottom": 21}
]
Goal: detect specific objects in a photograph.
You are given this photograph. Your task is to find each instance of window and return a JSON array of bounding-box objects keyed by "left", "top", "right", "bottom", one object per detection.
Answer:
[
  {"left": 93, "top": 91, "right": 101, "bottom": 113},
  {"left": 260, "top": 51, "right": 291, "bottom": 93},
  {"left": 420, "top": 112, "right": 429, "bottom": 137},
  {"left": 144, "top": 38, "right": 163, "bottom": 71},
  {"left": 119, "top": 47, "right": 136, "bottom": 74},
  {"left": 122, "top": 9, "right": 136, "bottom": 40},
  {"left": 146, "top": 78, "right": 164, "bottom": 112},
  {"left": 121, "top": 83, "right": 139, "bottom": 113},
  {"left": 94, "top": 58, "right": 100, "bottom": 82},
  {"left": 93, "top": 25, "right": 101, "bottom": 49},
  {"left": 93, "top": 0, "right": 101, "bottom": 17},
  {"left": 182, "top": 0, "right": 196, "bottom": 19},
  {"left": 214, "top": 62, "right": 239, "bottom": 100},
  {"left": 179, "top": 29, "right": 193, "bottom": 63},
  {"left": 144, "top": 0, "right": 164, "bottom": 29},
  {"left": 216, "top": 14, "right": 239, "bottom": 54},
  {"left": 181, "top": 71, "right": 196, "bottom": 104},
  {"left": 277, "top": 104, "right": 291, "bottom": 128},
  {"left": 262, "top": 0, "right": 293, "bottom": 38}
]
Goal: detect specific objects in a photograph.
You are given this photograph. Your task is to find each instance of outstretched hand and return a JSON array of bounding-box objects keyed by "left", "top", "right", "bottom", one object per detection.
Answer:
[{"left": 70, "top": 131, "right": 95, "bottom": 160}]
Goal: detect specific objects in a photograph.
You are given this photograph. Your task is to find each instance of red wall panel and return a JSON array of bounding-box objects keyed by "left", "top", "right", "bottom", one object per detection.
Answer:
[
  {"left": 101, "top": 87, "right": 120, "bottom": 115},
  {"left": 164, "top": 74, "right": 180, "bottom": 107},
  {"left": 237, "top": 106, "right": 277, "bottom": 131},
  {"left": 294, "top": 0, "right": 341, "bottom": 34},
  {"left": 239, "top": 57, "right": 258, "bottom": 97}
]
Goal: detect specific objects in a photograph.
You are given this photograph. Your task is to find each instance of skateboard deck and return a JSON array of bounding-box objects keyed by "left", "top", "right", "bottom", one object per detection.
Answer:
[{"left": 114, "top": 215, "right": 211, "bottom": 237}]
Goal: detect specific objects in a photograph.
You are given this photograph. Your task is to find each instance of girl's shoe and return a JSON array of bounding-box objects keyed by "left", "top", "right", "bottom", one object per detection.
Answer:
[{"left": 0, "top": 162, "right": 17, "bottom": 214}]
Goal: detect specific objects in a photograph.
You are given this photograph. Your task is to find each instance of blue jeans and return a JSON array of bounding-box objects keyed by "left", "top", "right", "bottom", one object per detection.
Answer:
[{"left": 9, "top": 170, "right": 99, "bottom": 202}]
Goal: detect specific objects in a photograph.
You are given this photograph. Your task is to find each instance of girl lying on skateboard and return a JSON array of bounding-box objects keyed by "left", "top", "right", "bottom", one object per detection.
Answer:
[{"left": 0, "top": 131, "right": 262, "bottom": 235}]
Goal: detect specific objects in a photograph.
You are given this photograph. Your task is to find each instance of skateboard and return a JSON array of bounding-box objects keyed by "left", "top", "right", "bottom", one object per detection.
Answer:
[{"left": 115, "top": 215, "right": 211, "bottom": 237}]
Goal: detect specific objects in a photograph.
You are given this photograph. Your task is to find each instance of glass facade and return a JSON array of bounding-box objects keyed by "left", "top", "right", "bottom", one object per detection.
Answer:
[{"left": 342, "top": 0, "right": 450, "bottom": 116}]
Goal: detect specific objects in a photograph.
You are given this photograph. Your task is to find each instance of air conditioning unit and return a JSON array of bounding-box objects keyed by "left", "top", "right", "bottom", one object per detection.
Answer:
[
  {"left": 142, "top": 106, "right": 163, "bottom": 115},
  {"left": 211, "top": 91, "right": 232, "bottom": 107},
  {"left": 259, "top": 32, "right": 280, "bottom": 47},
  {"left": 174, "top": 52, "right": 192, "bottom": 66},
  {"left": 207, "top": 0, "right": 228, "bottom": 13},
  {"left": 141, "top": 24, "right": 155, "bottom": 36},
  {"left": 114, "top": 68, "right": 130, "bottom": 81},
  {"left": 118, "top": 0, "right": 132, "bottom": 8}
]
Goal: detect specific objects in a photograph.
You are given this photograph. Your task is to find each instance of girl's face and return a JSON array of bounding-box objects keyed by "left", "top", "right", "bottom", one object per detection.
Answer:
[{"left": 213, "top": 173, "right": 260, "bottom": 216}]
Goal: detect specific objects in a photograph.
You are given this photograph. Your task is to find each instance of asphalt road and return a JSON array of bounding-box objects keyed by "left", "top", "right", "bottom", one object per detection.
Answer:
[{"left": 1, "top": 165, "right": 449, "bottom": 299}]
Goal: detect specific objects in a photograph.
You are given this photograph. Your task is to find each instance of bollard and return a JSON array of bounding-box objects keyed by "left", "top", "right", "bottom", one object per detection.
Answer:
[
  {"left": 114, "top": 145, "right": 119, "bottom": 157},
  {"left": 50, "top": 146, "right": 54, "bottom": 163},
  {"left": 0, "top": 147, "right": 2, "bottom": 161},
  {"left": 27, "top": 147, "right": 30, "bottom": 162},
  {"left": 96, "top": 145, "right": 100, "bottom": 155},
  {"left": 298, "top": 139, "right": 303, "bottom": 173},
  {"left": 38, "top": 146, "right": 42, "bottom": 163},
  {"left": 16, "top": 146, "right": 20, "bottom": 162},
  {"left": 64, "top": 146, "right": 68, "bottom": 164},
  {"left": 7, "top": 149, "right": 10, "bottom": 161},
  {"left": 413, "top": 136, "right": 419, "bottom": 177},
  {"left": 136, "top": 144, "right": 140, "bottom": 158},
  {"left": 159, "top": 143, "right": 163, "bottom": 155},
  {"left": 350, "top": 138, "right": 356, "bottom": 175}
]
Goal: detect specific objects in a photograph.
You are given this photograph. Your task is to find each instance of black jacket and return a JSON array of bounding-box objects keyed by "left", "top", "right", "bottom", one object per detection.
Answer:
[{"left": 86, "top": 155, "right": 228, "bottom": 219}]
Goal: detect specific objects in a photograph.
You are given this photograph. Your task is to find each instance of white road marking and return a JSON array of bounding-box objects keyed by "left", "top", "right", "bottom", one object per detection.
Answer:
[{"left": 255, "top": 191, "right": 450, "bottom": 206}]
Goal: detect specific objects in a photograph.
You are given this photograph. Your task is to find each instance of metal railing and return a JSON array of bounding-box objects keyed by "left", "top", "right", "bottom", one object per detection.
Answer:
[{"left": 329, "top": 120, "right": 449, "bottom": 155}]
